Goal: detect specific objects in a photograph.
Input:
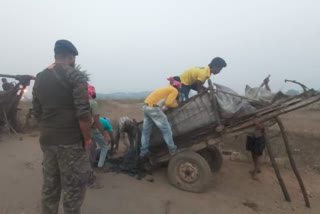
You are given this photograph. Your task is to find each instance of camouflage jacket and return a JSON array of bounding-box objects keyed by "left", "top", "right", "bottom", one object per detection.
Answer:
[{"left": 32, "top": 63, "right": 90, "bottom": 146}]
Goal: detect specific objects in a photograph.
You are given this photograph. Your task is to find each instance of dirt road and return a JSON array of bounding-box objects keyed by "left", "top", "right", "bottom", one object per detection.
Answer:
[{"left": 0, "top": 133, "right": 319, "bottom": 214}]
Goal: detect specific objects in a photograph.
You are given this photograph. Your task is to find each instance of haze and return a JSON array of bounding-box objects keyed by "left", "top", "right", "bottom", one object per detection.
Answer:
[{"left": 1, "top": 0, "right": 319, "bottom": 94}]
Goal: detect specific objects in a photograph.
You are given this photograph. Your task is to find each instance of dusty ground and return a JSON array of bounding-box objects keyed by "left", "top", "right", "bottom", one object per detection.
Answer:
[{"left": 0, "top": 100, "right": 319, "bottom": 214}]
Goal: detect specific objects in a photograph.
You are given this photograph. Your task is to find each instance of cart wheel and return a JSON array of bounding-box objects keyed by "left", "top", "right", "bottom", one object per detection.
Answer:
[
  {"left": 168, "top": 151, "right": 211, "bottom": 193},
  {"left": 198, "top": 146, "right": 223, "bottom": 173}
]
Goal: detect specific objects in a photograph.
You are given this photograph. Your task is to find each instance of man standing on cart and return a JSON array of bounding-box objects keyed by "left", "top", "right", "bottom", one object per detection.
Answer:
[
  {"left": 139, "top": 80, "right": 182, "bottom": 158},
  {"left": 173, "top": 57, "right": 227, "bottom": 100}
]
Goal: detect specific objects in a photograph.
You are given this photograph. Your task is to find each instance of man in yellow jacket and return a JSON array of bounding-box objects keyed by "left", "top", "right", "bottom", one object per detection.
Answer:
[
  {"left": 139, "top": 81, "right": 182, "bottom": 157},
  {"left": 176, "top": 57, "right": 227, "bottom": 100}
]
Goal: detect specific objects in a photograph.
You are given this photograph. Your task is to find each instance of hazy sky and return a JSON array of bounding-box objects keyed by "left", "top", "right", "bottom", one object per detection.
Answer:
[{"left": 1, "top": 0, "right": 319, "bottom": 94}]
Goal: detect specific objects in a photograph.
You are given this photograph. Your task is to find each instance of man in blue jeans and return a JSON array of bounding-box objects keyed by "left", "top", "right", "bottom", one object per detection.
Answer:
[
  {"left": 140, "top": 81, "right": 181, "bottom": 158},
  {"left": 88, "top": 84, "right": 110, "bottom": 168}
]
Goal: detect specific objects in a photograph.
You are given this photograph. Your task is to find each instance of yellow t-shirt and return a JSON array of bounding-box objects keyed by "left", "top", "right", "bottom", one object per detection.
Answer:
[
  {"left": 145, "top": 85, "right": 178, "bottom": 108},
  {"left": 180, "top": 66, "right": 211, "bottom": 86}
]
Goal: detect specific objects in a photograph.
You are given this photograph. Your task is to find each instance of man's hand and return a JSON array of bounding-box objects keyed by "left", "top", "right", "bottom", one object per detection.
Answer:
[
  {"left": 79, "top": 119, "right": 91, "bottom": 148},
  {"left": 104, "top": 134, "right": 111, "bottom": 143},
  {"left": 196, "top": 81, "right": 206, "bottom": 93},
  {"left": 84, "top": 139, "right": 92, "bottom": 148},
  {"left": 104, "top": 135, "right": 111, "bottom": 144},
  {"left": 162, "top": 105, "right": 169, "bottom": 111}
]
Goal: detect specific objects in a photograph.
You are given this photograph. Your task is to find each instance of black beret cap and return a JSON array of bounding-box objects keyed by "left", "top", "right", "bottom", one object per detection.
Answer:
[{"left": 54, "top": 40, "right": 79, "bottom": 56}]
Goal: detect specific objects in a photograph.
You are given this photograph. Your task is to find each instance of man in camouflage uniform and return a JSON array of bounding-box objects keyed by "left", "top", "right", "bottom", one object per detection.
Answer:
[{"left": 32, "top": 40, "right": 92, "bottom": 214}]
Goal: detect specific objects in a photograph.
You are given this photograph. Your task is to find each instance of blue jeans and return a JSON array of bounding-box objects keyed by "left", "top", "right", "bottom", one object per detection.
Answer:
[
  {"left": 172, "top": 76, "right": 198, "bottom": 101},
  {"left": 140, "top": 105, "right": 177, "bottom": 157},
  {"left": 91, "top": 129, "right": 108, "bottom": 168}
]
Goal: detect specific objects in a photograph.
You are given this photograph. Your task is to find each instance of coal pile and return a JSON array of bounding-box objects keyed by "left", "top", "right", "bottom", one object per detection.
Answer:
[{"left": 103, "top": 148, "right": 148, "bottom": 179}]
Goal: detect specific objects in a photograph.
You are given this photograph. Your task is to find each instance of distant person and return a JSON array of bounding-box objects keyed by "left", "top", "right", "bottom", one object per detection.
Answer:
[
  {"left": 246, "top": 77, "right": 270, "bottom": 180},
  {"left": 88, "top": 84, "right": 110, "bottom": 169},
  {"left": 173, "top": 57, "right": 227, "bottom": 100},
  {"left": 32, "top": 40, "right": 91, "bottom": 214},
  {"left": 139, "top": 80, "right": 182, "bottom": 158},
  {"left": 246, "top": 125, "right": 266, "bottom": 180},
  {"left": 260, "top": 76, "right": 271, "bottom": 91},
  {"left": 114, "top": 116, "right": 138, "bottom": 153},
  {"left": 2, "top": 78, "right": 14, "bottom": 91}
]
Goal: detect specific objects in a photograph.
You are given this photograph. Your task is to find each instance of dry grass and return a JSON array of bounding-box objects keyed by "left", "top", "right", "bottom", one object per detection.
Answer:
[
  {"left": 95, "top": 99, "right": 144, "bottom": 127},
  {"left": 17, "top": 99, "right": 145, "bottom": 129},
  {"left": 15, "top": 98, "right": 320, "bottom": 171},
  {"left": 305, "top": 101, "right": 320, "bottom": 111}
]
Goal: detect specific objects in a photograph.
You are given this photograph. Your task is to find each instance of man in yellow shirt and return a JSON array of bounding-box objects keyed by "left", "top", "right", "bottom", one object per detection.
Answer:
[
  {"left": 139, "top": 81, "right": 181, "bottom": 158},
  {"left": 176, "top": 57, "right": 227, "bottom": 100}
]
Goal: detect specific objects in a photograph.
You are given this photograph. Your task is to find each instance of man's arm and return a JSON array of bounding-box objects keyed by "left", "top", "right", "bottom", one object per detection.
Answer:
[
  {"left": 65, "top": 67, "right": 92, "bottom": 146},
  {"left": 94, "top": 114, "right": 111, "bottom": 142},
  {"left": 264, "top": 82, "right": 271, "bottom": 91},
  {"left": 32, "top": 74, "right": 42, "bottom": 121},
  {"left": 79, "top": 120, "right": 91, "bottom": 146},
  {"left": 195, "top": 80, "right": 206, "bottom": 93},
  {"left": 90, "top": 101, "right": 110, "bottom": 142},
  {"left": 113, "top": 127, "right": 121, "bottom": 152},
  {"left": 128, "top": 133, "right": 135, "bottom": 147},
  {"left": 108, "top": 131, "right": 114, "bottom": 143},
  {"left": 114, "top": 127, "right": 120, "bottom": 145},
  {"left": 165, "top": 87, "right": 179, "bottom": 108}
]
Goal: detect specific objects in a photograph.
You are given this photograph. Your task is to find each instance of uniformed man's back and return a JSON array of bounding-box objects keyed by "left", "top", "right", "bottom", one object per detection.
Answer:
[
  {"left": 34, "top": 64, "right": 87, "bottom": 146},
  {"left": 32, "top": 40, "right": 91, "bottom": 214}
]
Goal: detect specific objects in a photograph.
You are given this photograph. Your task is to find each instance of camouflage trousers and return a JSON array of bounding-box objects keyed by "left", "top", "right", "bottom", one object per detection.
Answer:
[{"left": 41, "top": 144, "right": 90, "bottom": 214}]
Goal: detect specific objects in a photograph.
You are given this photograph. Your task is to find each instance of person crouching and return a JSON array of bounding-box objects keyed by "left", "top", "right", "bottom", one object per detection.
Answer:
[{"left": 139, "top": 80, "right": 182, "bottom": 158}]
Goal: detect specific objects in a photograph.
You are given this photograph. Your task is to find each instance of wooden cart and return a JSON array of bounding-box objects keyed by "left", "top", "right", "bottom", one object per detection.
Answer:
[
  {"left": 136, "top": 80, "right": 319, "bottom": 207},
  {"left": 0, "top": 74, "right": 34, "bottom": 132}
]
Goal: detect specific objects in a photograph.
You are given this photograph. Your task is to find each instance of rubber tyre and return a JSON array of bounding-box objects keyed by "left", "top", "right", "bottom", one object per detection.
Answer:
[
  {"left": 198, "top": 146, "right": 223, "bottom": 173},
  {"left": 168, "top": 151, "right": 211, "bottom": 193}
]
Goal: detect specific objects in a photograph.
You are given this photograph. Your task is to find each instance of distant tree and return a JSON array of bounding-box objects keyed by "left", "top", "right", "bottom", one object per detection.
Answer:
[
  {"left": 285, "top": 89, "right": 300, "bottom": 96},
  {"left": 96, "top": 91, "right": 152, "bottom": 100}
]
